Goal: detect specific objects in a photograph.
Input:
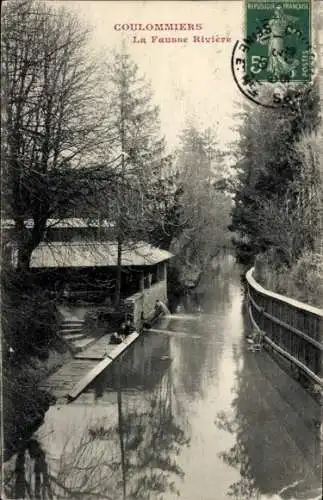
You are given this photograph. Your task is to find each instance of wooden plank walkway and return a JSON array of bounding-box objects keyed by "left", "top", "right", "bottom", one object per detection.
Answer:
[
  {"left": 40, "top": 359, "right": 97, "bottom": 401},
  {"left": 40, "top": 332, "right": 140, "bottom": 402},
  {"left": 68, "top": 332, "right": 139, "bottom": 401},
  {"left": 68, "top": 356, "right": 114, "bottom": 401}
]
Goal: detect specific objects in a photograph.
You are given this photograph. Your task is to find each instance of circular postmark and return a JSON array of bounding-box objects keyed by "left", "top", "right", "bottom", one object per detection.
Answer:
[{"left": 231, "top": 3, "right": 317, "bottom": 109}]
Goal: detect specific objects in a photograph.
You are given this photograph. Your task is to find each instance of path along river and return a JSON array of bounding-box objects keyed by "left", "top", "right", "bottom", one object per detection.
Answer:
[{"left": 3, "top": 255, "right": 322, "bottom": 500}]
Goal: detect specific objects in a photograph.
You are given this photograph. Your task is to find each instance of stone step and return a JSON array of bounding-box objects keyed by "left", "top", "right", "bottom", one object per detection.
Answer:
[
  {"left": 61, "top": 320, "right": 84, "bottom": 327},
  {"left": 62, "top": 333, "right": 87, "bottom": 341},
  {"left": 60, "top": 326, "right": 84, "bottom": 332},
  {"left": 59, "top": 326, "right": 82, "bottom": 335},
  {"left": 60, "top": 333, "right": 83, "bottom": 340}
]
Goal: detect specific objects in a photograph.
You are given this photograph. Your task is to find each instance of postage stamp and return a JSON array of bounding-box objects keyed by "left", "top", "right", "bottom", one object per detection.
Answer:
[
  {"left": 245, "top": 0, "right": 312, "bottom": 84},
  {"left": 232, "top": 0, "right": 314, "bottom": 108}
]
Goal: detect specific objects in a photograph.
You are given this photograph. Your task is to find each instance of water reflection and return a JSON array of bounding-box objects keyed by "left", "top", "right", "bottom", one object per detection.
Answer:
[
  {"left": 113, "top": 375, "right": 190, "bottom": 499},
  {"left": 164, "top": 255, "right": 238, "bottom": 403},
  {"left": 214, "top": 300, "right": 322, "bottom": 500},
  {"left": 4, "top": 334, "right": 190, "bottom": 499},
  {"left": 10, "top": 440, "right": 53, "bottom": 499},
  {"left": 91, "top": 334, "right": 173, "bottom": 397}
]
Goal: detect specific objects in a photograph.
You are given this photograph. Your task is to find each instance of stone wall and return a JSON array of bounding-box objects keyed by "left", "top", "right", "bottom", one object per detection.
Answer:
[{"left": 124, "top": 280, "right": 168, "bottom": 330}]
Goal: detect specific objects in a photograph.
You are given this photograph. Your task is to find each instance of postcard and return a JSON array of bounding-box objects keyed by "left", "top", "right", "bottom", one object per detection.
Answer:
[{"left": 1, "top": 1, "right": 322, "bottom": 499}]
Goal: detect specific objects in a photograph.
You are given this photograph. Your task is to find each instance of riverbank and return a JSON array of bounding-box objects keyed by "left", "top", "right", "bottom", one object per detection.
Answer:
[
  {"left": 3, "top": 345, "right": 71, "bottom": 461},
  {"left": 3, "top": 328, "right": 142, "bottom": 461}
]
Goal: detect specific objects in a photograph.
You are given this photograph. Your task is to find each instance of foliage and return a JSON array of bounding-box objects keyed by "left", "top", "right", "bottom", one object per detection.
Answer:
[
  {"left": 1, "top": 267, "right": 62, "bottom": 457},
  {"left": 230, "top": 83, "right": 321, "bottom": 265},
  {"left": 3, "top": 362, "right": 56, "bottom": 461},
  {"left": 2, "top": 269, "right": 60, "bottom": 359},
  {"left": 254, "top": 250, "right": 323, "bottom": 308},
  {"left": 168, "top": 124, "right": 232, "bottom": 290},
  {"left": 103, "top": 49, "right": 173, "bottom": 234}
]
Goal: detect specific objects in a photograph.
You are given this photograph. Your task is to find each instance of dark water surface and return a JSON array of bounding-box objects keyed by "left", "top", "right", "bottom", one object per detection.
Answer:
[{"left": 4, "top": 255, "right": 322, "bottom": 499}]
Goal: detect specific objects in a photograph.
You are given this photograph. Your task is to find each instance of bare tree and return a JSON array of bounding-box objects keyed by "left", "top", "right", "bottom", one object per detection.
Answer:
[{"left": 1, "top": 0, "right": 109, "bottom": 271}]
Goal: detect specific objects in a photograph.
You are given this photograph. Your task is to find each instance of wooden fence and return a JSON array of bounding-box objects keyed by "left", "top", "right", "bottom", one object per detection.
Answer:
[{"left": 246, "top": 268, "right": 323, "bottom": 387}]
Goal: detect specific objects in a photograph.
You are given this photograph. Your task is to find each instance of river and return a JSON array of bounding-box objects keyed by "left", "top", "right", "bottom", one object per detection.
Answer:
[{"left": 3, "top": 254, "right": 322, "bottom": 500}]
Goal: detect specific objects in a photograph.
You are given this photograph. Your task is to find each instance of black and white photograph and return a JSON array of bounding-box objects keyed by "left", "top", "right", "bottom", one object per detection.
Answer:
[{"left": 1, "top": 1, "right": 322, "bottom": 499}]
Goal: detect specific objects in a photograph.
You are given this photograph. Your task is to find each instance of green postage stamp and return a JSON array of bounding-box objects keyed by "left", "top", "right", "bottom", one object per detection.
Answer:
[{"left": 245, "top": 0, "right": 312, "bottom": 83}]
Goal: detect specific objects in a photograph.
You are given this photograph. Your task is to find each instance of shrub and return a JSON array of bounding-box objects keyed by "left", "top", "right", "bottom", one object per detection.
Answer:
[
  {"left": 288, "top": 252, "right": 323, "bottom": 306},
  {"left": 254, "top": 250, "right": 323, "bottom": 307},
  {"left": 3, "top": 364, "right": 55, "bottom": 461},
  {"left": 2, "top": 286, "right": 60, "bottom": 360}
]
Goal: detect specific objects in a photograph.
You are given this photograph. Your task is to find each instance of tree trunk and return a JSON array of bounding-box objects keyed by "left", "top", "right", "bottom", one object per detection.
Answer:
[
  {"left": 15, "top": 217, "right": 47, "bottom": 273},
  {"left": 17, "top": 245, "right": 34, "bottom": 272}
]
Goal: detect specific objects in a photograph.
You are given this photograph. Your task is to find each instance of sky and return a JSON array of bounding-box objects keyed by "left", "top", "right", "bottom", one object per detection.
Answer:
[{"left": 54, "top": 1, "right": 244, "bottom": 155}]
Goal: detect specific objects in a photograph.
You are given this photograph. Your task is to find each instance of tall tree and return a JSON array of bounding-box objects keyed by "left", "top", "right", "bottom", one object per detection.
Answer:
[
  {"left": 103, "top": 50, "right": 171, "bottom": 305},
  {"left": 171, "top": 124, "right": 232, "bottom": 288},
  {"left": 1, "top": 0, "right": 108, "bottom": 271}
]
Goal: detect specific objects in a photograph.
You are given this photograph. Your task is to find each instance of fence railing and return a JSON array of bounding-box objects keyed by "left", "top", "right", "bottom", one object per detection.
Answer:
[{"left": 246, "top": 267, "right": 323, "bottom": 387}]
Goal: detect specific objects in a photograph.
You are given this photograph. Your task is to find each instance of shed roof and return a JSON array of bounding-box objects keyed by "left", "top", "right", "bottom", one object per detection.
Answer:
[{"left": 28, "top": 241, "right": 173, "bottom": 268}]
